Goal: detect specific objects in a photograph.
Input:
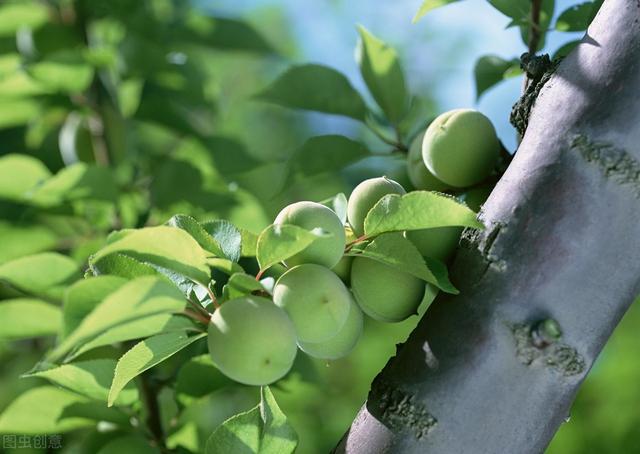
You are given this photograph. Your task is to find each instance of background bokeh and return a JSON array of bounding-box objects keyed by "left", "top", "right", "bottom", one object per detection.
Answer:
[{"left": 0, "top": 0, "right": 635, "bottom": 453}]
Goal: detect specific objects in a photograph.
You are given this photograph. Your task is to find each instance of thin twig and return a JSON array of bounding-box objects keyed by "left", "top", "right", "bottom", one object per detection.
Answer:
[{"left": 528, "top": 0, "right": 543, "bottom": 59}]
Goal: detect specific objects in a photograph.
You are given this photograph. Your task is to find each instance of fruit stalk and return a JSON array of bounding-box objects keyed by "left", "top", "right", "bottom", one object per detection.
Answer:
[{"left": 336, "top": 1, "right": 640, "bottom": 452}]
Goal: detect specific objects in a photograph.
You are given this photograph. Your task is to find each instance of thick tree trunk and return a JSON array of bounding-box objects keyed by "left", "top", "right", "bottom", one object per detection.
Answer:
[{"left": 337, "top": 1, "right": 640, "bottom": 452}]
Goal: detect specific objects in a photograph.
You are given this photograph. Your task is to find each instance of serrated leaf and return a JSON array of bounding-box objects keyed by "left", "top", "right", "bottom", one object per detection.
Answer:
[
  {"left": 89, "top": 253, "right": 163, "bottom": 279},
  {"left": 0, "top": 387, "right": 94, "bottom": 434},
  {"left": 0, "top": 222, "right": 58, "bottom": 265},
  {"left": 201, "top": 219, "right": 242, "bottom": 263},
  {"left": 256, "top": 224, "right": 328, "bottom": 271},
  {"left": 108, "top": 331, "right": 206, "bottom": 406},
  {"left": 70, "top": 314, "right": 196, "bottom": 361},
  {"left": 259, "top": 387, "right": 298, "bottom": 453},
  {"left": 205, "top": 405, "right": 261, "bottom": 454},
  {"left": 62, "top": 276, "right": 128, "bottom": 338},
  {"left": 257, "top": 64, "right": 367, "bottom": 121},
  {"left": 356, "top": 26, "right": 408, "bottom": 124},
  {"left": 167, "top": 214, "right": 228, "bottom": 258},
  {"left": 347, "top": 233, "right": 457, "bottom": 293},
  {"left": 0, "top": 252, "right": 79, "bottom": 299},
  {"left": 29, "top": 359, "right": 138, "bottom": 406},
  {"left": 90, "top": 226, "right": 211, "bottom": 284},
  {"left": 474, "top": 55, "right": 520, "bottom": 100},
  {"left": 555, "top": 1, "right": 596, "bottom": 31},
  {"left": 0, "top": 2, "right": 49, "bottom": 37},
  {"left": 289, "top": 135, "right": 369, "bottom": 180},
  {"left": 364, "top": 191, "right": 483, "bottom": 236},
  {"left": 0, "top": 299, "right": 61, "bottom": 339},
  {"left": 204, "top": 386, "right": 296, "bottom": 454},
  {"left": 0, "top": 154, "right": 51, "bottom": 202},
  {"left": 413, "top": 0, "right": 463, "bottom": 23},
  {"left": 48, "top": 277, "right": 187, "bottom": 362}
]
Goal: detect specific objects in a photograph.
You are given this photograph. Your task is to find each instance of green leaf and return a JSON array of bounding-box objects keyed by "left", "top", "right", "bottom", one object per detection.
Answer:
[
  {"left": 0, "top": 386, "right": 94, "bottom": 434},
  {"left": 0, "top": 222, "right": 58, "bottom": 264},
  {"left": 27, "top": 50, "right": 94, "bottom": 93},
  {"left": 355, "top": 26, "right": 408, "bottom": 124},
  {"left": 108, "top": 331, "right": 207, "bottom": 406},
  {"left": 364, "top": 191, "right": 483, "bottom": 236},
  {"left": 0, "top": 252, "right": 79, "bottom": 299},
  {"left": 205, "top": 405, "right": 262, "bottom": 454},
  {"left": 223, "top": 273, "right": 265, "bottom": 301},
  {"left": 29, "top": 359, "right": 139, "bottom": 406},
  {"left": 0, "top": 97, "right": 41, "bottom": 128},
  {"left": 257, "top": 64, "right": 367, "bottom": 121},
  {"left": 413, "top": 0, "right": 464, "bottom": 23},
  {"left": 348, "top": 233, "right": 458, "bottom": 293},
  {"left": 555, "top": 1, "right": 597, "bottom": 31},
  {"left": 201, "top": 219, "right": 243, "bottom": 263},
  {"left": 89, "top": 253, "right": 162, "bottom": 279},
  {"left": 0, "top": 299, "right": 61, "bottom": 339},
  {"left": 204, "top": 386, "right": 297, "bottom": 454},
  {"left": 48, "top": 277, "right": 187, "bottom": 362},
  {"left": 289, "top": 135, "right": 369, "bottom": 179},
  {"left": 175, "top": 354, "right": 233, "bottom": 406},
  {"left": 62, "top": 276, "right": 128, "bottom": 338},
  {"left": 96, "top": 435, "right": 160, "bottom": 454},
  {"left": 241, "top": 229, "right": 259, "bottom": 257},
  {"left": 319, "top": 193, "right": 348, "bottom": 225},
  {"left": 182, "top": 14, "right": 276, "bottom": 54},
  {"left": 553, "top": 40, "right": 581, "bottom": 59},
  {"left": 474, "top": 55, "right": 520, "bottom": 100},
  {"left": 90, "top": 226, "right": 211, "bottom": 284},
  {"left": 0, "top": 2, "right": 49, "bottom": 37},
  {"left": 487, "top": 0, "right": 529, "bottom": 23},
  {"left": 29, "top": 163, "right": 119, "bottom": 206},
  {"left": 70, "top": 314, "right": 196, "bottom": 361},
  {"left": 0, "top": 154, "right": 51, "bottom": 202},
  {"left": 256, "top": 224, "right": 328, "bottom": 271},
  {"left": 167, "top": 214, "right": 230, "bottom": 259},
  {"left": 259, "top": 387, "right": 298, "bottom": 454}
]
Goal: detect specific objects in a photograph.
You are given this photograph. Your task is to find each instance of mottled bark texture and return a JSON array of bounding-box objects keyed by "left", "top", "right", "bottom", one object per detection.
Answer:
[{"left": 337, "top": 1, "right": 640, "bottom": 452}]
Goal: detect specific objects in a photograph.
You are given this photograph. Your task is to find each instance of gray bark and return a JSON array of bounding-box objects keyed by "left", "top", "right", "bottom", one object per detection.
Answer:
[{"left": 337, "top": 1, "right": 640, "bottom": 452}]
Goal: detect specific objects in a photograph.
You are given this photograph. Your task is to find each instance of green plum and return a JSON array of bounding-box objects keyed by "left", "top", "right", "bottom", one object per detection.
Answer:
[
  {"left": 299, "top": 296, "right": 364, "bottom": 360},
  {"left": 350, "top": 257, "right": 425, "bottom": 322},
  {"left": 331, "top": 255, "right": 354, "bottom": 283},
  {"left": 273, "top": 264, "right": 352, "bottom": 343},
  {"left": 422, "top": 109, "right": 499, "bottom": 188},
  {"left": 461, "top": 183, "right": 493, "bottom": 212},
  {"left": 274, "top": 201, "right": 345, "bottom": 268},
  {"left": 406, "top": 131, "right": 450, "bottom": 191},
  {"left": 208, "top": 296, "right": 297, "bottom": 386},
  {"left": 347, "top": 177, "right": 406, "bottom": 236},
  {"left": 405, "top": 227, "right": 462, "bottom": 263}
]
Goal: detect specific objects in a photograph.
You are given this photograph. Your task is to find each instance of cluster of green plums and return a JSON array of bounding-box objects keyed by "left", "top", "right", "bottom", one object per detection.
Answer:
[{"left": 207, "top": 108, "right": 502, "bottom": 386}]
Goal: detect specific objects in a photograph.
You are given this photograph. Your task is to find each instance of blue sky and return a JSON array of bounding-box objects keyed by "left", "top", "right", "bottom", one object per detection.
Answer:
[{"left": 210, "top": 0, "right": 584, "bottom": 151}]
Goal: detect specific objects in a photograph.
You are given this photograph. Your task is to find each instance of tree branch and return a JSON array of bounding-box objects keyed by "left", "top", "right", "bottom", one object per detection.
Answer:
[{"left": 336, "top": 0, "right": 640, "bottom": 452}]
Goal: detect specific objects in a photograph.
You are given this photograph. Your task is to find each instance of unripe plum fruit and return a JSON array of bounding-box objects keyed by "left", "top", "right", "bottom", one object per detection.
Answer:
[
  {"left": 350, "top": 257, "right": 425, "bottom": 322},
  {"left": 331, "top": 227, "right": 356, "bottom": 283},
  {"left": 207, "top": 296, "right": 297, "bottom": 386},
  {"left": 406, "top": 131, "right": 450, "bottom": 192},
  {"left": 461, "top": 183, "right": 493, "bottom": 212},
  {"left": 274, "top": 201, "right": 345, "bottom": 269},
  {"left": 299, "top": 296, "right": 363, "bottom": 360},
  {"left": 422, "top": 109, "right": 499, "bottom": 188},
  {"left": 405, "top": 227, "right": 462, "bottom": 263},
  {"left": 273, "top": 264, "right": 352, "bottom": 343},
  {"left": 347, "top": 177, "right": 406, "bottom": 236}
]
